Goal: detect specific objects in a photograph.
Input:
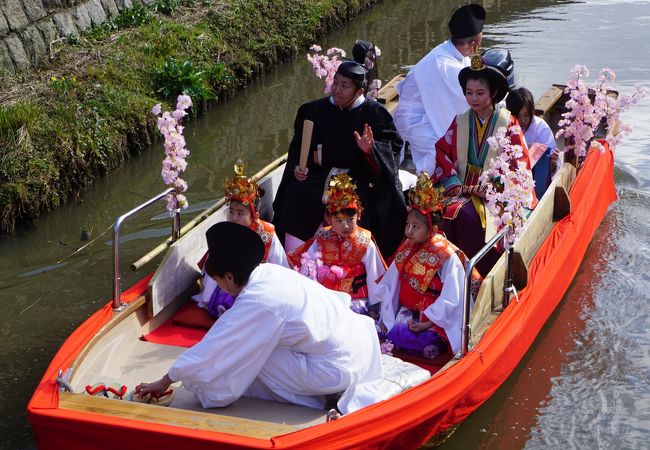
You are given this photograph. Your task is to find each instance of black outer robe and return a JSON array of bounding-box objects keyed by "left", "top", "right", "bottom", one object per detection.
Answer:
[{"left": 273, "top": 97, "right": 407, "bottom": 258}]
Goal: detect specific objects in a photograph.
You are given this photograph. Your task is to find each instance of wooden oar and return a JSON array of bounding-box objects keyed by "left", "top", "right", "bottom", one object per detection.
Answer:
[{"left": 299, "top": 119, "right": 314, "bottom": 171}]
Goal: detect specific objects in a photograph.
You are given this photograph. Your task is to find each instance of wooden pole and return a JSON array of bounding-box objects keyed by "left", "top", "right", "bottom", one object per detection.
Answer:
[{"left": 299, "top": 119, "right": 314, "bottom": 171}]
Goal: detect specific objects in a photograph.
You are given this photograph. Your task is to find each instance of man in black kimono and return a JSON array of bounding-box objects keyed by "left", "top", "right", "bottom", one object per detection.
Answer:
[{"left": 273, "top": 61, "right": 407, "bottom": 258}]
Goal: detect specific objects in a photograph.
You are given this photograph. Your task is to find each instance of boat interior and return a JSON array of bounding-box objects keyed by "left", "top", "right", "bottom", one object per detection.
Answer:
[{"left": 59, "top": 79, "right": 601, "bottom": 438}]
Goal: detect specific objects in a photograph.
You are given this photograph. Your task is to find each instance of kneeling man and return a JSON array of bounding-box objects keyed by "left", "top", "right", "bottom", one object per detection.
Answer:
[{"left": 137, "top": 221, "right": 384, "bottom": 414}]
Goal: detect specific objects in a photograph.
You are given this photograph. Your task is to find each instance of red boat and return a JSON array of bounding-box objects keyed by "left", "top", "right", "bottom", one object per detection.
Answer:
[{"left": 27, "top": 80, "right": 617, "bottom": 449}]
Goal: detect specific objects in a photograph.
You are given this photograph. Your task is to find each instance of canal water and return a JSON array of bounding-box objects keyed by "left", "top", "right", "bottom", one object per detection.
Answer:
[{"left": 1, "top": 0, "right": 648, "bottom": 448}]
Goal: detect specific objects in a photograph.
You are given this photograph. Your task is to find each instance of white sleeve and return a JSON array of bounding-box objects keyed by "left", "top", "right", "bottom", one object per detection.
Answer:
[
  {"left": 422, "top": 254, "right": 466, "bottom": 354},
  {"left": 414, "top": 52, "right": 468, "bottom": 141},
  {"left": 362, "top": 240, "right": 386, "bottom": 305},
  {"left": 266, "top": 233, "right": 290, "bottom": 268},
  {"left": 376, "top": 262, "right": 401, "bottom": 332},
  {"left": 534, "top": 116, "right": 557, "bottom": 150},
  {"left": 168, "top": 298, "right": 285, "bottom": 408},
  {"left": 191, "top": 273, "right": 218, "bottom": 309}
]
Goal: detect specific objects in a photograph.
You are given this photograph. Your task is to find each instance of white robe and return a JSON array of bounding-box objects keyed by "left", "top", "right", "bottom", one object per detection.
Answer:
[
  {"left": 192, "top": 232, "right": 289, "bottom": 309},
  {"left": 394, "top": 40, "right": 470, "bottom": 175},
  {"left": 374, "top": 253, "right": 466, "bottom": 354},
  {"left": 169, "top": 263, "right": 385, "bottom": 414},
  {"left": 301, "top": 236, "right": 386, "bottom": 305},
  {"left": 524, "top": 115, "right": 557, "bottom": 151}
]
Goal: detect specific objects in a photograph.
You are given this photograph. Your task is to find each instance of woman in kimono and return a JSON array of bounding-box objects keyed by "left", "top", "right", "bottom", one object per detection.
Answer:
[
  {"left": 375, "top": 173, "right": 481, "bottom": 359},
  {"left": 432, "top": 51, "right": 537, "bottom": 276},
  {"left": 273, "top": 61, "right": 406, "bottom": 258}
]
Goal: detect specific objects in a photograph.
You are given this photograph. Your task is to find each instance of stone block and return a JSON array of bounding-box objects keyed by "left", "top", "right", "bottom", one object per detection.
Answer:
[
  {"left": 53, "top": 12, "right": 78, "bottom": 37},
  {"left": 0, "top": 39, "right": 17, "bottom": 74},
  {"left": 73, "top": 3, "right": 91, "bottom": 32},
  {"left": 5, "top": 33, "right": 30, "bottom": 72},
  {"left": 20, "top": 24, "right": 47, "bottom": 65},
  {"left": 21, "top": 0, "right": 47, "bottom": 22},
  {"left": 0, "top": 12, "right": 10, "bottom": 37},
  {"left": 101, "top": 0, "right": 119, "bottom": 18},
  {"left": 42, "top": 0, "right": 64, "bottom": 12},
  {"left": 36, "top": 19, "right": 58, "bottom": 47},
  {"left": 2, "top": 0, "right": 29, "bottom": 32},
  {"left": 86, "top": 0, "right": 107, "bottom": 26}
]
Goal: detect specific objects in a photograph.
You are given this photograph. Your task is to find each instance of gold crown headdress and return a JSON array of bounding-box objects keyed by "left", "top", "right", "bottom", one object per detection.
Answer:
[
  {"left": 223, "top": 159, "right": 259, "bottom": 208},
  {"left": 408, "top": 172, "right": 445, "bottom": 215},
  {"left": 325, "top": 173, "right": 362, "bottom": 215},
  {"left": 469, "top": 44, "right": 485, "bottom": 71}
]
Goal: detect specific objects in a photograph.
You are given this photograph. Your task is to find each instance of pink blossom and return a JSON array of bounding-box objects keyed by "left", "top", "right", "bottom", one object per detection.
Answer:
[
  {"left": 153, "top": 97, "right": 193, "bottom": 212},
  {"left": 479, "top": 125, "right": 535, "bottom": 242},
  {"left": 306, "top": 45, "right": 346, "bottom": 94},
  {"left": 176, "top": 94, "right": 192, "bottom": 111},
  {"left": 151, "top": 103, "right": 162, "bottom": 115}
]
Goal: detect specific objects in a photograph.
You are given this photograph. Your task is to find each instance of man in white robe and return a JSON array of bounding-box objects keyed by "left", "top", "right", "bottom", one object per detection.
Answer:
[
  {"left": 394, "top": 4, "right": 486, "bottom": 175},
  {"left": 136, "top": 221, "right": 384, "bottom": 414}
]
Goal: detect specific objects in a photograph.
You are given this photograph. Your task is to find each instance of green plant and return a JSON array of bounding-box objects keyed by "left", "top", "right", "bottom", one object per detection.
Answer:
[
  {"left": 113, "top": 0, "right": 152, "bottom": 28},
  {"left": 48, "top": 76, "right": 78, "bottom": 95},
  {"left": 152, "top": 59, "right": 214, "bottom": 101},
  {"left": 148, "top": 0, "right": 182, "bottom": 15}
]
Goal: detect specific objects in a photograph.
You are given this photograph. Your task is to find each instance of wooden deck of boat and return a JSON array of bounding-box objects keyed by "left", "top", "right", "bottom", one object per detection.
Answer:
[{"left": 65, "top": 299, "right": 327, "bottom": 438}]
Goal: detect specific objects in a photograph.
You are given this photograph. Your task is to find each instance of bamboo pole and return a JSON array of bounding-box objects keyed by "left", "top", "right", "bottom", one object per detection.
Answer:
[{"left": 130, "top": 153, "right": 288, "bottom": 271}]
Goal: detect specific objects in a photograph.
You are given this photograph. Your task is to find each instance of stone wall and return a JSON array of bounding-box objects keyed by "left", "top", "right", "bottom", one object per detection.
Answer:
[{"left": 0, "top": 0, "right": 133, "bottom": 74}]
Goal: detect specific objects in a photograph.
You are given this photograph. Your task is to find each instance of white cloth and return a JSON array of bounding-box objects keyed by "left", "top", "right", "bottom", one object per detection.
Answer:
[
  {"left": 191, "top": 232, "right": 289, "bottom": 308},
  {"left": 302, "top": 235, "right": 386, "bottom": 305},
  {"left": 524, "top": 116, "right": 557, "bottom": 151},
  {"left": 374, "top": 253, "right": 466, "bottom": 354},
  {"left": 394, "top": 40, "right": 470, "bottom": 175},
  {"left": 169, "top": 263, "right": 385, "bottom": 414}
]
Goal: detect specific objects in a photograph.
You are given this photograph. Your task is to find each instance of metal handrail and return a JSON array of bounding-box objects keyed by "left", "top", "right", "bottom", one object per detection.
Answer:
[
  {"left": 113, "top": 188, "right": 176, "bottom": 311},
  {"left": 458, "top": 226, "right": 511, "bottom": 357}
]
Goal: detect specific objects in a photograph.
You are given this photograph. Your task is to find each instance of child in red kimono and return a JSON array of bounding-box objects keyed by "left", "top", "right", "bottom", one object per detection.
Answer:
[
  {"left": 289, "top": 173, "right": 386, "bottom": 316},
  {"left": 376, "top": 173, "right": 481, "bottom": 359},
  {"left": 179, "top": 161, "right": 289, "bottom": 327}
]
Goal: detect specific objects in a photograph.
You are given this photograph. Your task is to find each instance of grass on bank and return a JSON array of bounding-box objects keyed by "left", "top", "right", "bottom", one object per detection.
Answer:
[{"left": 0, "top": 0, "right": 377, "bottom": 233}]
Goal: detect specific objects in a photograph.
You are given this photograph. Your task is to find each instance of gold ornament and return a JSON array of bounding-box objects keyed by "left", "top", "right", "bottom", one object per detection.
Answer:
[
  {"left": 408, "top": 172, "right": 445, "bottom": 214},
  {"left": 224, "top": 159, "right": 258, "bottom": 205},
  {"left": 325, "top": 173, "right": 362, "bottom": 215}
]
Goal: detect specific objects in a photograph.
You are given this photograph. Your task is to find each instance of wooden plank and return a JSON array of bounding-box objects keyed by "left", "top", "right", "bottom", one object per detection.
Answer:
[
  {"left": 534, "top": 85, "right": 563, "bottom": 116},
  {"left": 58, "top": 392, "right": 296, "bottom": 439}
]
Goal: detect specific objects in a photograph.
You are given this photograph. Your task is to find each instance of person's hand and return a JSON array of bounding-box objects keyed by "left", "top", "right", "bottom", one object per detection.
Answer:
[
  {"left": 135, "top": 374, "right": 172, "bottom": 398},
  {"left": 550, "top": 148, "right": 560, "bottom": 173},
  {"left": 293, "top": 165, "right": 309, "bottom": 181},
  {"left": 408, "top": 319, "right": 433, "bottom": 333},
  {"left": 353, "top": 123, "right": 374, "bottom": 156}
]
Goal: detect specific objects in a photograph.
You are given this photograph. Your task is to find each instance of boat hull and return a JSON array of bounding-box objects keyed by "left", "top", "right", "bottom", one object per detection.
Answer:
[{"left": 28, "top": 144, "right": 616, "bottom": 449}]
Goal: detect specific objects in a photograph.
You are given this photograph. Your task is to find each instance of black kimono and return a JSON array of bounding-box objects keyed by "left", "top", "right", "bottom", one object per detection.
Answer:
[{"left": 273, "top": 97, "right": 407, "bottom": 258}]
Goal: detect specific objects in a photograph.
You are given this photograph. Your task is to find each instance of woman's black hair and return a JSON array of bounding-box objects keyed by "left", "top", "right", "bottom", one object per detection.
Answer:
[
  {"left": 505, "top": 87, "right": 535, "bottom": 117},
  {"left": 409, "top": 208, "right": 443, "bottom": 229}
]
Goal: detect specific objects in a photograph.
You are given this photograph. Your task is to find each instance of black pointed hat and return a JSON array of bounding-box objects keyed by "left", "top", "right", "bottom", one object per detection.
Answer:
[
  {"left": 448, "top": 4, "right": 486, "bottom": 39},
  {"left": 204, "top": 221, "right": 264, "bottom": 277}
]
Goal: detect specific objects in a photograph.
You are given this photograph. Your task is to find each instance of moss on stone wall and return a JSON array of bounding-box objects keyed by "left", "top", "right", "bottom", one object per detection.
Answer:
[{"left": 0, "top": 0, "right": 380, "bottom": 233}]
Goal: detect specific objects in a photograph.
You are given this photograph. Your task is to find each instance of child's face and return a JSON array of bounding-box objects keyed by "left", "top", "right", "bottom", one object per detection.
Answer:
[
  {"left": 404, "top": 210, "right": 430, "bottom": 244},
  {"left": 227, "top": 201, "right": 253, "bottom": 227},
  {"left": 465, "top": 78, "right": 493, "bottom": 116},
  {"left": 331, "top": 212, "right": 358, "bottom": 238},
  {"left": 517, "top": 106, "right": 532, "bottom": 132}
]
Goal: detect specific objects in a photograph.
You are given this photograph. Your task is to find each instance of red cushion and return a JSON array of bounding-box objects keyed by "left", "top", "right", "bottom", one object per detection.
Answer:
[{"left": 142, "top": 306, "right": 209, "bottom": 348}]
